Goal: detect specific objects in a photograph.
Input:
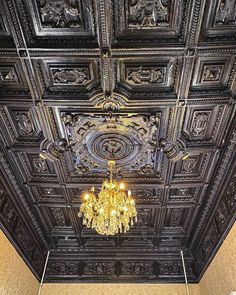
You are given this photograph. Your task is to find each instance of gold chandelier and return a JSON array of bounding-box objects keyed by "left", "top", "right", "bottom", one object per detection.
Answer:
[{"left": 78, "top": 160, "right": 137, "bottom": 235}]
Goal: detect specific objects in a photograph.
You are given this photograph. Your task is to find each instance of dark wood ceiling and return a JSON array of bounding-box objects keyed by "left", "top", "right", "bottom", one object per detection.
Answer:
[{"left": 0, "top": 0, "right": 236, "bottom": 283}]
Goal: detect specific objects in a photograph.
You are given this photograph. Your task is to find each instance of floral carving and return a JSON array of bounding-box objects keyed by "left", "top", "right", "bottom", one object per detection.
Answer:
[
  {"left": 13, "top": 111, "right": 34, "bottom": 136},
  {"left": 127, "top": 67, "right": 165, "bottom": 84},
  {"left": 215, "top": 0, "right": 236, "bottom": 25},
  {"left": 38, "top": 0, "right": 82, "bottom": 28},
  {"left": 128, "top": 0, "right": 169, "bottom": 28},
  {"left": 52, "top": 68, "right": 89, "bottom": 85}
]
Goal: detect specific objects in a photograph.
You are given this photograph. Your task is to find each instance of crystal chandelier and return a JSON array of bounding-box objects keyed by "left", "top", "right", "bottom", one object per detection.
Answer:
[{"left": 78, "top": 161, "right": 137, "bottom": 235}]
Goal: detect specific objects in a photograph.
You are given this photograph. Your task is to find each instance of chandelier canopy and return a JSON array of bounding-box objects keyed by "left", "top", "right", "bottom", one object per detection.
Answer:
[{"left": 78, "top": 160, "right": 137, "bottom": 235}]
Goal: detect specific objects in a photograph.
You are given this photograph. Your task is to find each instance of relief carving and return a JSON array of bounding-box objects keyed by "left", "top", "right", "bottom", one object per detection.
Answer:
[
  {"left": 38, "top": 0, "right": 82, "bottom": 28},
  {"left": 13, "top": 111, "right": 34, "bottom": 136},
  {"left": 215, "top": 200, "right": 228, "bottom": 229},
  {"left": 32, "top": 156, "right": 48, "bottom": 173},
  {"left": 160, "top": 262, "right": 182, "bottom": 275},
  {"left": 127, "top": 67, "right": 165, "bottom": 84},
  {"left": 52, "top": 68, "right": 89, "bottom": 85},
  {"left": 62, "top": 113, "right": 161, "bottom": 177},
  {"left": 191, "top": 112, "right": 210, "bottom": 136},
  {"left": 169, "top": 208, "right": 183, "bottom": 227},
  {"left": 201, "top": 65, "right": 223, "bottom": 82},
  {"left": 47, "top": 261, "right": 78, "bottom": 275},
  {"left": 202, "top": 222, "right": 218, "bottom": 258},
  {"left": 51, "top": 208, "right": 66, "bottom": 226},
  {"left": 85, "top": 261, "right": 115, "bottom": 275},
  {"left": 0, "top": 68, "right": 18, "bottom": 83},
  {"left": 0, "top": 189, "right": 4, "bottom": 208},
  {"left": 225, "top": 174, "right": 236, "bottom": 211},
  {"left": 215, "top": 0, "right": 236, "bottom": 25},
  {"left": 128, "top": 0, "right": 169, "bottom": 28},
  {"left": 15, "top": 222, "right": 35, "bottom": 258},
  {"left": 2, "top": 200, "right": 17, "bottom": 229},
  {"left": 182, "top": 157, "right": 197, "bottom": 174},
  {"left": 123, "top": 261, "right": 150, "bottom": 275}
]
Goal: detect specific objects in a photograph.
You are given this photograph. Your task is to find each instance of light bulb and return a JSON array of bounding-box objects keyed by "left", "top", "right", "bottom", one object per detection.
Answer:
[
  {"left": 111, "top": 209, "right": 116, "bottom": 215},
  {"left": 123, "top": 206, "right": 128, "bottom": 212},
  {"left": 119, "top": 182, "right": 125, "bottom": 190},
  {"left": 84, "top": 194, "right": 90, "bottom": 200},
  {"left": 128, "top": 190, "right": 131, "bottom": 197},
  {"left": 130, "top": 198, "right": 134, "bottom": 205},
  {"left": 99, "top": 208, "right": 104, "bottom": 214}
]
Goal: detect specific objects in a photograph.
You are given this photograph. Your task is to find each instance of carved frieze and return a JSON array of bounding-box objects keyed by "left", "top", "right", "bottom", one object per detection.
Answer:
[
  {"left": 201, "top": 221, "right": 219, "bottom": 259},
  {"left": 37, "top": 0, "right": 82, "bottom": 28},
  {"left": 47, "top": 261, "right": 80, "bottom": 275},
  {"left": 85, "top": 261, "right": 115, "bottom": 275},
  {"left": 225, "top": 173, "right": 236, "bottom": 212},
  {"left": 122, "top": 261, "right": 151, "bottom": 275},
  {"left": 159, "top": 261, "right": 182, "bottom": 276},
  {"left": 2, "top": 199, "right": 17, "bottom": 229},
  {"left": 14, "top": 222, "right": 35, "bottom": 258},
  {"left": 215, "top": 200, "right": 228, "bottom": 230}
]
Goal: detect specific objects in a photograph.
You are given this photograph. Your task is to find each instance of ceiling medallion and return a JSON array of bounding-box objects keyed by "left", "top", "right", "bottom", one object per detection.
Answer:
[{"left": 78, "top": 160, "right": 137, "bottom": 235}]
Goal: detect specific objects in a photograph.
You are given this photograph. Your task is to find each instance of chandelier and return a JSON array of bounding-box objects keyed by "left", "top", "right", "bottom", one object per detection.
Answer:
[{"left": 78, "top": 161, "right": 137, "bottom": 235}]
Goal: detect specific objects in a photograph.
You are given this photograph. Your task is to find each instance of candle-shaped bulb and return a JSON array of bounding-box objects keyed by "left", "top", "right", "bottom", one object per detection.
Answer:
[{"left": 119, "top": 182, "right": 125, "bottom": 190}]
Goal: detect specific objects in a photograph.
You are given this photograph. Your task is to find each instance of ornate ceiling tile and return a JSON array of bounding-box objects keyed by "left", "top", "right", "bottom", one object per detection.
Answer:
[
  {"left": 16, "top": 152, "right": 57, "bottom": 181},
  {"left": 112, "top": 0, "right": 186, "bottom": 45},
  {"left": 0, "top": 58, "right": 29, "bottom": 94},
  {"left": 61, "top": 112, "right": 163, "bottom": 180},
  {"left": 10, "top": 0, "right": 97, "bottom": 48},
  {"left": 182, "top": 105, "right": 229, "bottom": 145},
  {"left": 167, "top": 185, "right": 206, "bottom": 205},
  {"left": 191, "top": 56, "right": 233, "bottom": 90},
  {"left": 201, "top": 0, "right": 236, "bottom": 43},
  {"left": 171, "top": 149, "right": 217, "bottom": 183},
  {"left": 117, "top": 58, "right": 177, "bottom": 92},
  {"left": 34, "top": 58, "right": 99, "bottom": 97}
]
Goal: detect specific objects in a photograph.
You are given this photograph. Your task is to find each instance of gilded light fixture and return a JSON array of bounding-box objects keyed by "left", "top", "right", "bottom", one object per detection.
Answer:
[{"left": 78, "top": 160, "right": 137, "bottom": 235}]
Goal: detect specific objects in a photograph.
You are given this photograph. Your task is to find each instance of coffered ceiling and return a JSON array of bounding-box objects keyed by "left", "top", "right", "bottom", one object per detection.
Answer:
[{"left": 0, "top": 0, "right": 236, "bottom": 284}]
